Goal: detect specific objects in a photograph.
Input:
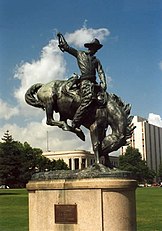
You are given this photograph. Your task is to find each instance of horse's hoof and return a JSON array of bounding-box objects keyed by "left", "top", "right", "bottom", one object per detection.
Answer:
[
  {"left": 62, "top": 123, "right": 70, "bottom": 131},
  {"left": 46, "top": 120, "right": 55, "bottom": 126},
  {"left": 76, "top": 129, "right": 85, "bottom": 141},
  {"left": 75, "top": 127, "right": 82, "bottom": 133}
]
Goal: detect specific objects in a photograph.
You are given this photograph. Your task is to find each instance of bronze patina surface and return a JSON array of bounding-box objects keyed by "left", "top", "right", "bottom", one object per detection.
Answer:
[{"left": 25, "top": 32, "right": 135, "bottom": 168}]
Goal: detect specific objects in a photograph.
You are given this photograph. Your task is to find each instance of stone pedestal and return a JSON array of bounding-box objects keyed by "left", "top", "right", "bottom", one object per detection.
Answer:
[{"left": 27, "top": 178, "right": 137, "bottom": 231}]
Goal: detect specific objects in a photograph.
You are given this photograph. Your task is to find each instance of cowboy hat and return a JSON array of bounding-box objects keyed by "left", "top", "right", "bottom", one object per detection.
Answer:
[{"left": 84, "top": 38, "right": 103, "bottom": 50}]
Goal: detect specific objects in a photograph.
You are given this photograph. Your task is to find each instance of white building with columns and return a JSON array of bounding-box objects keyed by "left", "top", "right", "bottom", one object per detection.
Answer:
[
  {"left": 43, "top": 150, "right": 95, "bottom": 170},
  {"left": 43, "top": 150, "right": 119, "bottom": 170},
  {"left": 120, "top": 116, "right": 162, "bottom": 173}
]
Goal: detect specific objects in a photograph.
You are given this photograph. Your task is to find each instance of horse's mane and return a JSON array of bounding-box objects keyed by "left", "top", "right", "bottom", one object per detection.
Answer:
[{"left": 108, "top": 93, "right": 135, "bottom": 141}]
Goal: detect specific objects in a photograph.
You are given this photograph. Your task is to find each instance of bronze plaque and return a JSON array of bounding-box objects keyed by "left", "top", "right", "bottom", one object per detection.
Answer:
[{"left": 54, "top": 204, "right": 77, "bottom": 224}]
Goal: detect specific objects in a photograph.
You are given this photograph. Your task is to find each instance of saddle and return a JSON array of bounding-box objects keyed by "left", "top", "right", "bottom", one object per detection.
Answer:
[
  {"left": 61, "top": 74, "right": 107, "bottom": 107},
  {"left": 61, "top": 74, "right": 80, "bottom": 99}
]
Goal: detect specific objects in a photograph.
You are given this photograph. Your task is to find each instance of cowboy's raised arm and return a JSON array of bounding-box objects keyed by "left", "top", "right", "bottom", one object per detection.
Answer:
[{"left": 57, "top": 33, "right": 77, "bottom": 57}]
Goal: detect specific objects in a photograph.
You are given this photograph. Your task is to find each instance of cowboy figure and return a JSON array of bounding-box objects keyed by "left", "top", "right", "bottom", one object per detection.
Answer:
[{"left": 57, "top": 33, "right": 107, "bottom": 132}]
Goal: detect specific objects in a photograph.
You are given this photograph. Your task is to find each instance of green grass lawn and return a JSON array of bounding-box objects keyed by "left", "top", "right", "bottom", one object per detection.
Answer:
[
  {"left": 136, "top": 187, "right": 162, "bottom": 231},
  {"left": 0, "top": 189, "right": 28, "bottom": 231},
  {"left": 0, "top": 187, "right": 162, "bottom": 231}
]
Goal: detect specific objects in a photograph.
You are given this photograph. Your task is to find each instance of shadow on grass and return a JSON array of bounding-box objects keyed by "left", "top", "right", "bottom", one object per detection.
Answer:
[{"left": 0, "top": 193, "right": 20, "bottom": 195}]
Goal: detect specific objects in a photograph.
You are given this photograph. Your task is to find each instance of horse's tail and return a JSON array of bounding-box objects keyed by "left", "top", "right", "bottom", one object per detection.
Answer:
[{"left": 25, "top": 83, "right": 45, "bottom": 110}]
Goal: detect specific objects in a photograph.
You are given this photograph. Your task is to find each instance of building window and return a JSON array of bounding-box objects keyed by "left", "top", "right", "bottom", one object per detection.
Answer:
[
  {"left": 81, "top": 158, "right": 86, "bottom": 169},
  {"left": 74, "top": 158, "right": 79, "bottom": 170},
  {"left": 69, "top": 159, "right": 72, "bottom": 170},
  {"left": 90, "top": 159, "right": 93, "bottom": 165}
]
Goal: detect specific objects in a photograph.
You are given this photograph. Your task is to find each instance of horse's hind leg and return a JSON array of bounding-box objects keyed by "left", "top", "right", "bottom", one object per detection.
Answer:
[
  {"left": 45, "top": 102, "right": 66, "bottom": 128},
  {"left": 46, "top": 101, "right": 55, "bottom": 125},
  {"left": 45, "top": 104, "right": 85, "bottom": 141}
]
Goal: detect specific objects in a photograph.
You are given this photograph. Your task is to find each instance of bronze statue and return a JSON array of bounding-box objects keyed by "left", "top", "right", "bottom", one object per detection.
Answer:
[
  {"left": 57, "top": 33, "right": 107, "bottom": 133},
  {"left": 25, "top": 33, "right": 135, "bottom": 168}
]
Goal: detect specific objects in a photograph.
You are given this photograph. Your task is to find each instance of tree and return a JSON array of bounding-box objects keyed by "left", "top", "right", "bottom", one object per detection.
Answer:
[
  {"left": 1, "top": 130, "right": 13, "bottom": 142},
  {"left": 0, "top": 131, "right": 24, "bottom": 187},
  {"left": 158, "top": 162, "right": 162, "bottom": 181},
  {"left": 0, "top": 131, "right": 69, "bottom": 188},
  {"left": 19, "top": 142, "right": 44, "bottom": 185},
  {"left": 52, "top": 159, "right": 69, "bottom": 170},
  {"left": 119, "top": 146, "right": 155, "bottom": 183}
]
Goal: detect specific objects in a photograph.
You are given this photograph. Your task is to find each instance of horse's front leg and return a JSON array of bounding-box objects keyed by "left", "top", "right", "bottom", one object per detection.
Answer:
[{"left": 90, "top": 122, "right": 101, "bottom": 164}]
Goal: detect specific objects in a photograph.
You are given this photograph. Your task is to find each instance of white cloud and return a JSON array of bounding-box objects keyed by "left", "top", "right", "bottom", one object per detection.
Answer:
[
  {"left": 148, "top": 113, "right": 162, "bottom": 127},
  {"left": 14, "top": 39, "right": 66, "bottom": 107},
  {"left": 0, "top": 121, "right": 91, "bottom": 152},
  {"left": 0, "top": 26, "right": 110, "bottom": 152},
  {"left": 159, "top": 61, "right": 162, "bottom": 71},
  {"left": 14, "top": 26, "right": 110, "bottom": 118},
  {"left": 65, "top": 27, "right": 110, "bottom": 48},
  {"left": 0, "top": 98, "right": 19, "bottom": 120}
]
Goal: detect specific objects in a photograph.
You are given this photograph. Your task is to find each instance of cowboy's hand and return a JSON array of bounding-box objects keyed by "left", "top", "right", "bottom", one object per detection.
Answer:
[
  {"left": 58, "top": 43, "right": 64, "bottom": 48},
  {"left": 58, "top": 42, "right": 65, "bottom": 52}
]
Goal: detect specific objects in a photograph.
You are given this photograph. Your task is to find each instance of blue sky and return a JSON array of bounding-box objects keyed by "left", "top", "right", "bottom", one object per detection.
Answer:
[{"left": 0, "top": 0, "right": 162, "bottom": 151}]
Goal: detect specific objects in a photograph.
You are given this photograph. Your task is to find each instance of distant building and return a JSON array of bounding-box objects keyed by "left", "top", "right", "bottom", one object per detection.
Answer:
[
  {"left": 100, "top": 155, "right": 119, "bottom": 168},
  {"left": 43, "top": 150, "right": 95, "bottom": 170},
  {"left": 120, "top": 116, "right": 162, "bottom": 172},
  {"left": 43, "top": 150, "right": 119, "bottom": 170}
]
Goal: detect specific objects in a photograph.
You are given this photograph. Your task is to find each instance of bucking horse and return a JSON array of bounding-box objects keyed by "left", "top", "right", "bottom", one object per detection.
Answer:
[{"left": 25, "top": 75, "right": 135, "bottom": 168}]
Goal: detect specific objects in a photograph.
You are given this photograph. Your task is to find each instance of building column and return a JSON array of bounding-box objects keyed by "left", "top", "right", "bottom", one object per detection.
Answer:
[
  {"left": 79, "top": 157, "right": 82, "bottom": 169},
  {"left": 71, "top": 158, "right": 75, "bottom": 170},
  {"left": 85, "top": 158, "right": 88, "bottom": 168}
]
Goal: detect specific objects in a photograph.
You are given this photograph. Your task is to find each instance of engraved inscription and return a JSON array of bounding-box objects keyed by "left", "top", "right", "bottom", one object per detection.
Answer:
[{"left": 55, "top": 204, "right": 77, "bottom": 224}]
